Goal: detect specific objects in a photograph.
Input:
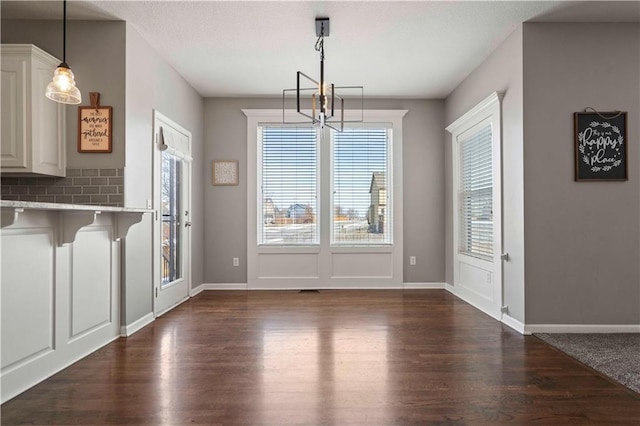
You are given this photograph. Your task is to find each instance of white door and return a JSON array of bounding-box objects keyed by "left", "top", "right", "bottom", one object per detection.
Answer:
[
  {"left": 153, "top": 111, "right": 192, "bottom": 316},
  {"left": 447, "top": 92, "right": 503, "bottom": 320}
]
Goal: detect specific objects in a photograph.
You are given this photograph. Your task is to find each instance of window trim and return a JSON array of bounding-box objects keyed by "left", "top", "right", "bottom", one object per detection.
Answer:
[
  {"left": 446, "top": 91, "right": 503, "bottom": 320},
  {"left": 244, "top": 109, "right": 407, "bottom": 289}
]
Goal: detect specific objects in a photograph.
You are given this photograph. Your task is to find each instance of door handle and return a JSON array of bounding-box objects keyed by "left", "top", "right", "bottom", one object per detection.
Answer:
[{"left": 185, "top": 222, "right": 192, "bottom": 227}]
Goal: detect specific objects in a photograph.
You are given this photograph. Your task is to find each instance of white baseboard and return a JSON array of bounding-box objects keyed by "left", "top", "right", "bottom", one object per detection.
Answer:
[
  {"left": 526, "top": 324, "right": 640, "bottom": 334},
  {"left": 129, "top": 286, "right": 639, "bottom": 336},
  {"left": 501, "top": 313, "right": 526, "bottom": 334},
  {"left": 247, "top": 285, "right": 402, "bottom": 290},
  {"left": 444, "top": 283, "right": 640, "bottom": 335},
  {"left": 2, "top": 333, "right": 121, "bottom": 403},
  {"left": 197, "top": 283, "right": 249, "bottom": 291},
  {"left": 190, "top": 283, "right": 206, "bottom": 296},
  {"left": 246, "top": 281, "right": 403, "bottom": 290},
  {"left": 196, "top": 283, "right": 449, "bottom": 291},
  {"left": 120, "top": 312, "right": 154, "bottom": 337},
  {"left": 403, "top": 282, "right": 446, "bottom": 289}
]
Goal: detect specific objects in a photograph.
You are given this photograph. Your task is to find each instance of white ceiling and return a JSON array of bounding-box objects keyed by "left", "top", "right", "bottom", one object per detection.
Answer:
[{"left": 2, "top": 1, "right": 639, "bottom": 98}]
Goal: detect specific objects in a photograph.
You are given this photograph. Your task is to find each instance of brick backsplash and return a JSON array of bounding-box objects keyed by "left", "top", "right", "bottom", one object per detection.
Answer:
[{"left": 1, "top": 168, "right": 124, "bottom": 207}]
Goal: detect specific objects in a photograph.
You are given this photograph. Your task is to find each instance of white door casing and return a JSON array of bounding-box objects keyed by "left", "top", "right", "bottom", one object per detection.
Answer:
[
  {"left": 447, "top": 92, "right": 503, "bottom": 320},
  {"left": 152, "top": 111, "right": 192, "bottom": 316}
]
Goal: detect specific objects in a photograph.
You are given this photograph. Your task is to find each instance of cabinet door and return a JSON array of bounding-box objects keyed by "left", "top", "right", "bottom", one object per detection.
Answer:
[
  {"left": 1, "top": 56, "right": 27, "bottom": 169},
  {"left": 31, "top": 57, "right": 66, "bottom": 176}
]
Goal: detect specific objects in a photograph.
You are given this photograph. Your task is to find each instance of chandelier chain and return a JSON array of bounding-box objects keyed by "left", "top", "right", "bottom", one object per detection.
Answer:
[{"left": 315, "top": 25, "right": 325, "bottom": 61}]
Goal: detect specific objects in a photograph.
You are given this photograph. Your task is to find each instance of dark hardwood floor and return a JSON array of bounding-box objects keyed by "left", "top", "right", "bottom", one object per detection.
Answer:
[{"left": 2, "top": 290, "right": 639, "bottom": 424}]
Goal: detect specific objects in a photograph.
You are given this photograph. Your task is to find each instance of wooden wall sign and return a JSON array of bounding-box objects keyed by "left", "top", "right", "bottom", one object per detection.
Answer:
[
  {"left": 574, "top": 110, "right": 627, "bottom": 181},
  {"left": 212, "top": 160, "right": 239, "bottom": 185},
  {"left": 78, "top": 92, "right": 112, "bottom": 153}
]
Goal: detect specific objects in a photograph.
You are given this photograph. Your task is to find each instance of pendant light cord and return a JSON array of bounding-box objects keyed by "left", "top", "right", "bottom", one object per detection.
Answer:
[{"left": 62, "top": 0, "right": 67, "bottom": 64}]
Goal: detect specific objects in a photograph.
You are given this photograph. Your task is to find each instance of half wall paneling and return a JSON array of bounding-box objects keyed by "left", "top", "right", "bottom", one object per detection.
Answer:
[{"left": 0, "top": 203, "right": 147, "bottom": 402}]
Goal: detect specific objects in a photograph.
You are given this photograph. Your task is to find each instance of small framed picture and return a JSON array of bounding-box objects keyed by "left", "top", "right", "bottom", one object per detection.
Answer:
[
  {"left": 212, "top": 160, "right": 239, "bottom": 186},
  {"left": 78, "top": 106, "right": 113, "bottom": 153},
  {"left": 574, "top": 111, "right": 627, "bottom": 181}
]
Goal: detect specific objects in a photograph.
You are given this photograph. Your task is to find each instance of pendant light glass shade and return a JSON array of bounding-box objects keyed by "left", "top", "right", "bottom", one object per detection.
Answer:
[
  {"left": 46, "top": 63, "right": 81, "bottom": 104},
  {"left": 46, "top": 0, "right": 81, "bottom": 105}
]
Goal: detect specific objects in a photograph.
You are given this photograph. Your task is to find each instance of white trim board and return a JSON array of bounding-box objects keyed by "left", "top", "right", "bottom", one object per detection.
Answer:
[
  {"left": 248, "top": 282, "right": 402, "bottom": 291},
  {"left": 2, "top": 334, "right": 120, "bottom": 403},
  {"left": 526, "top": 324, "right": 640, "bottom": 334},
  {"left": 161, "top": 284, "right": 639, "bottom": 336},
  {"left": 446, "top": 92, "right": 504, "bottom": 132},
  {"left": 190, "top": 284, "right": 207, "bottom": 296},
  {"left": 501, "top": 314, "right": 526, "bottom": 334},
  {"left": 403, "top": 282, "right": 446, "bottom": 289},
  {"left": 445, "top": 281, "right": 501, "bottom": 321},
  {"left": 195, "top": 283, "right": 445, "bottom": 291},
  {"left": 195, "top": 283, "right": 249, "bottom": 291},
  {"left": 154, "top": 296, "right": 189, "bottom": 318},
  {"left": 120, "top": 312, "right": 154, "bottom": 337}
]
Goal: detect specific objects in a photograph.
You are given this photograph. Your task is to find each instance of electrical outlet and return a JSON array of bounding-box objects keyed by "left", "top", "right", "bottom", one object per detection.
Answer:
[
  {"left": 233, "top": 257, "right": 239, "bottom": 267},
  {"left": 146, "top": 199, "right": 152, "bottom": 209},
  {"left": 486, "top": 272, "right": 492, "bottom": 283},
  {"left": 409, "top": 256, "right": 416, "bottom": 265}
]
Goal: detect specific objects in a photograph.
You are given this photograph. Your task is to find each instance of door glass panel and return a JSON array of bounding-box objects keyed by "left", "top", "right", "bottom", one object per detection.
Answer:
[{"left": 161, "top": 151, "right": 182, "bottom": 286}]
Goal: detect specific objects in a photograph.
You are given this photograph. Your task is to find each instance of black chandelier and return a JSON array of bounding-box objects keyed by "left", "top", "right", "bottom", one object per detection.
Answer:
[{"left": 283, "top": 18, "right": 363, "bottom": 132}]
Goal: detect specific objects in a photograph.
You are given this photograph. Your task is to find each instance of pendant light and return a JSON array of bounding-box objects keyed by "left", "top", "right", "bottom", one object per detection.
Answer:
[{"left": 45, "top": 0, "right": 82, "bottom": 105}]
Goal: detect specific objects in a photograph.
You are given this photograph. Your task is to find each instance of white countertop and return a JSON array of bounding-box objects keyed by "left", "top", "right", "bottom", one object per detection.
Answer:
[{"left": 1, "top": 200, "right": 152, "bottom": 213}]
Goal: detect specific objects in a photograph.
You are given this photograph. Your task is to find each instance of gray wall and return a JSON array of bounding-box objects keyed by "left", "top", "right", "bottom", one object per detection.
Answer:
[
  {"left": 522, "top": 23, "right": 640, "bottom": 325},
  {"left": 444, "top": 27, "right": 526, "bottom": 322},
  {"left": 123, "top": 24, "right": 204, "bottom": 325},
  {"left": 203, "top": 98, "right": 445, "bottom": 284},
  {"left": 1, "top": 20, "right": 126, "bottom": 169},
  {"left": 2, "top": 19, "right": 204, "bottom": 326},
  {"left": 445, "top": 22, "right": 640, "bottom": 326}
]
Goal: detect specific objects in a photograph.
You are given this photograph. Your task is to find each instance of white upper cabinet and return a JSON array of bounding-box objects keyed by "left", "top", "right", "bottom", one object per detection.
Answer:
[{"left": 1, "top": 44, "right": 66, "bottom": 176}]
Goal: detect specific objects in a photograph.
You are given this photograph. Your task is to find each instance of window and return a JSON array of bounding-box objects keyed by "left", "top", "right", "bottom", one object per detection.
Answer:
[
  {"left": 458, "top": 123, "right": 493, "bottom": 260},
  {"left": 258, "top": 125, "right": 318, "bottom": 245},
  {"left": 257, "top": 125, "right": 393, "bottom": 246},
  {"left": 245, "top": 109, "right": 406, "bottom": 289},
  {"left": 446, "top": 92, "right": 502, "bottom": 317},
  {"left": 332, "top": 128, "right": 392, "bottom": 244}
]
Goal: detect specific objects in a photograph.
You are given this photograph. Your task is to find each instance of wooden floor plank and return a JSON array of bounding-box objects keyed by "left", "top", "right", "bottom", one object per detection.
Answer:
[{"left": 2, "top": 290, "right": 639, "bottom": 424}]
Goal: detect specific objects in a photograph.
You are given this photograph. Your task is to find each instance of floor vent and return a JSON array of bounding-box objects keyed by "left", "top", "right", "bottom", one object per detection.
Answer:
[{"left": 299, "top": 289, "right": 320, "bottom": 293}]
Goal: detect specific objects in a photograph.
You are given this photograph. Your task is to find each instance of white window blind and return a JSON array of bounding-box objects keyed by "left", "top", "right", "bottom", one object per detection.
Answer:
[
  {"left": 258, "top": 126, "right": 318, "bottom": 245},
  {"left": 458, "top": 124, "right": 493, "bottom": 260},
  {"left": 332, "top": 128, "right": 392, "bottom": 244}
]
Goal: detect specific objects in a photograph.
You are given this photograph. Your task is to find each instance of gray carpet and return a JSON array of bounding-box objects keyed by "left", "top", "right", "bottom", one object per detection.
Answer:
[{"left": 535, "top": 333, "right": 640, "bottom": 393}]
